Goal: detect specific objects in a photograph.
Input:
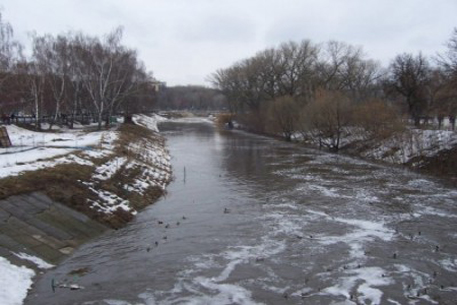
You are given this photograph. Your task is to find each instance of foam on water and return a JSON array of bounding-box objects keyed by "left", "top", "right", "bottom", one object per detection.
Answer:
[
  {"left": 322, "top": 267, "right": 392, "bottom": 305},
  {"left": 308, "top": 210, "right": 395, "bottom": 260}
]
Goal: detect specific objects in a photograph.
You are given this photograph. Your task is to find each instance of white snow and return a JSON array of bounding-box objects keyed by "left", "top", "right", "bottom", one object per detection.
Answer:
[
  {"left": 0, "top": 256, "right": 35, "bottom": 305},
  {"left": 315, "top": 212, "right": 395, "bottom": 259},
  {"left": 323, "top": 267, "right": 393, "bottom": 305},
  {"left": 0, "top": 115, "right": 172, "bottom": 304},
  {"left": 440, "top": 258, "right": 457, "bottom": 272},
  {"left": 92, "top": 157, "right": 128, "bottom": 181},
  {"left": 13, "top": 252, "right": 54, "bottom": 270},
  {"left": 133, "top": 113, "right": 167, "bottom": 132},
  {"left": 360, "top": 129, "right": 457, "bottom": 165},
  {"left": 301, "top": 126, "right": 457, "bottom": 165},
  {"left": 0, "top": 124, "right": 113, "bottom": 178}
]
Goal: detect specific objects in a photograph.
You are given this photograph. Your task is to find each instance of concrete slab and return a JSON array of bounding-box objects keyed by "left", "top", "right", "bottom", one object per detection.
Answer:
[
  {"left": 0, "top": 201, "right": 26, "bottom": 218},
  {"left": 0, "top": 235, "right": 25, "bottom": 253},
  {"left": 30, "top": 244, "right": 64, "bottom": 263},
  {"left": 59, "top": 246, "right": 74, "bottom": 255},
  {"left": 26, "top": 193, "right": 52, "bottom": 210},
  {"left": 9, "top": 195, "right": 44, "bottom": 215},
  {"left": 7, "top": 233, "right": 43, "bottom": 247},
  {"left": 0, "top": 208, "right": 11, "bottom": 222},
  {"left": 32, "top": 234, "right": 67, "bottom": 250},
  {"left": 43, "top": 208, "right": 93, "bottom": 240},
  {"left": 0, "top": 192, "right": 108, "bottom": 266},
  {"left": 52, "top": 201, "right": 91, "bottom": 223},
  {"left": 26, "top": 217, "right": 73, "bottom": 240},
  {"left": 0, "top": 246, "right": 13, "bottom": 258}
]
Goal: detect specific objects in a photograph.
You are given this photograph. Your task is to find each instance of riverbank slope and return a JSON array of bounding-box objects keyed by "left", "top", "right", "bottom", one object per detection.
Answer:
[
  {"left": 336, "top": 128, "right": 457, "bottom": 184},
  {"left": 0, "top": 114, "right": 171, "bottom": 305}
]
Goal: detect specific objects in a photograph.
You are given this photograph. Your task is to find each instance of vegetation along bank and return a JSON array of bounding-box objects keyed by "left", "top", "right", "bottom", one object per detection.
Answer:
[{"left": 0, "top": 114, "right": 171, "bottom": 273}]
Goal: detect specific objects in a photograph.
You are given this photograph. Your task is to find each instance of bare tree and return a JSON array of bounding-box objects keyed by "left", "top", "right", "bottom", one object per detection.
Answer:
[
  {"left": 0, "top": 12, "right": 23, "bottom": 111},
  {"left": 72, "top": 28, "right": 129, "bottom": 129},
  {"left": 268, "top": 95, "right": 301, "bottom": 141},
  {"left": 31, "top": 34, "right": 72, "bottom": 128},
  {"left": 388, "top": 53, "right": 430, "bottom": 126},
  {"left": 438, "top": 28, "right": 457, "bottom": 78},
  {"left": 211, "top": 39, "right": 384, "bottom": 134},
  {"left": 15, "top": 60, "right": 45, "bottom": 129},
  {"left": 0, "top": 12, "right": 22, "bottom": 73},
  {"left": 274, "top": 40, "right": 319, "bottom": 100},
  {"left": 436, "top": 28, "right": 457, "bottom": 129},
  {"left": 301, "top": 89, "right": 353, "bottom": 151}
]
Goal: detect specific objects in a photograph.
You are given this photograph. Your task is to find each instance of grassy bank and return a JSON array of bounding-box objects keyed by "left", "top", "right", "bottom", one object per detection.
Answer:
[{"left": 0, "top": 119, "right": 172, "bottom": 229}]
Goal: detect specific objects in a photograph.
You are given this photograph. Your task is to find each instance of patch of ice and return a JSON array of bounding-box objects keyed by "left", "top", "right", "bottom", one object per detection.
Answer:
[
  {"left": 166, "top": 117, "right": 214, "bottom": 124},
  {"left": 269, "top": 203, "right": 298, "bottom": 210},
  {"left": 355, "top": 189, "right": 380, "bottom": 203},
  {"left": 309, "top": 211, "right": 394, "bottom": 258},
  {"left": 94, "top": 300, "right": 132, "bottom": 305},
  {"left": 323, "top": 267, "right": 392, "bottom": 305},
  {"left": 407, "top": 179, "right": 436, "bottom": 189},
  {"left": 261, "top": 212, "right": 303, "bottom": 237},
  {"left": 440, "top": 258, "right": 457, "bottom": 272},
  {"left": 300, "top": 184, "right": 343, "bottom": 198},
  {"left": 414, "top": 206, "right": 457, "bottom": 219},
  {"left": 191, "top": 277, "right": 265, "bottom": 305}
]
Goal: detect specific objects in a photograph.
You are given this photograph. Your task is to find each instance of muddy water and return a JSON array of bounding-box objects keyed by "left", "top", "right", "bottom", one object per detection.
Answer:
[{"left": 26, "top": 119, "right": 457, "bottom": 305}]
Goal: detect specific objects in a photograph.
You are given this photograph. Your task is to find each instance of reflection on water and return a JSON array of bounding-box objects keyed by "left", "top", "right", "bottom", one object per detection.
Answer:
[{"left": 26, "top": 120, "right": 457, "bottom": 305}]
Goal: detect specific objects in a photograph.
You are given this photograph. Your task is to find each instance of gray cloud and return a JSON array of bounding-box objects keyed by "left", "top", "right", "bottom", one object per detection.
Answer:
[
  {"left": 176, "top": 14, "right": 256, "bottom": 43},
  {"left": 1, "top": 0, "right": 456, "bottom": 85}
]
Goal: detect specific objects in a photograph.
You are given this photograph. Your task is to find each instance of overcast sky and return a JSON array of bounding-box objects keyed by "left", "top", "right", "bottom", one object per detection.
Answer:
[{"left": 1, "top": 0, "right": 456, "bottom": 86}]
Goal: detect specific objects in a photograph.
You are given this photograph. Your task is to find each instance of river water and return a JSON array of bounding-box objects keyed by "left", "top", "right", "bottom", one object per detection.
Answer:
[{"left": 26, "top": 119, "right": 457, "bottom": 305}]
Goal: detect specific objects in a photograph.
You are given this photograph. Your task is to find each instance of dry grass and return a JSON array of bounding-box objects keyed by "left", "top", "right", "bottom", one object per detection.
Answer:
[
  {"left": 0, "top": 122, "right": 170, "bottom": 229},
  {"left": 215, "top": 113, "right": 235, "bottom": 128},
  {"left": 0, "top": 163, "right": 104, "bottom": 222}
]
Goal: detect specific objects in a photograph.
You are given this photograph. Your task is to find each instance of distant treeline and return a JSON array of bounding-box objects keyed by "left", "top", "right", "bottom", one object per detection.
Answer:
[
  {"left": 156, "top": 85, "right": 226, "bottom": 111},
  {"left": 210, "top": 29, "right": 457, "bottom": 150},
  {"left": 0, "top": 12, "right": 158, "bottom": 130}
]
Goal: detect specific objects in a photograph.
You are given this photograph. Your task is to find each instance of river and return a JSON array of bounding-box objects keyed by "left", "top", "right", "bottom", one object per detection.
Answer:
[{"left": 26, "top": 119, "right": 457, "bottom": 304}]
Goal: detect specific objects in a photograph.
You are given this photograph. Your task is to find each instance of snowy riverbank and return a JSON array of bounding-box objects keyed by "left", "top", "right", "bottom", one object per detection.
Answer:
[
  {"left": 344, "top": 128, "right": 457, "bottom": 166},
  {"left": 288, "top": 126, "right": 457, "bottom": 180},
  {"left": 0, "top": 114, "right": 172, "bottom": 305}
]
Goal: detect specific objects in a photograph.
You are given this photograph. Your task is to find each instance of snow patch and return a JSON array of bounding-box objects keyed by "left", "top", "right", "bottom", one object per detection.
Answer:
[
  {"left": 133, "top": 114, "right": 167, "bottom": 132},
  {"left": 0, "top": 124, "right": 115, "bottom": 178},
  {"left": 361, "top": 129, "right": 457, "bottom": 165},
  {"left": 93, "top": 157, "right": 127, "bottom": 181},
  {"left": 0, "top": 256, "right": 35, "bottom": 305},
  {"left": 14, "top": 252, "right": 54, "bottom": 269}
]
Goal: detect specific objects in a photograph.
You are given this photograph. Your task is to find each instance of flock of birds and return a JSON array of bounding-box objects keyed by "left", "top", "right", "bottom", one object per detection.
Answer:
[
  {"left": 143, "top": 207, "right": 452, "bottom": 303},
  {"left": 146, "top": 208, "right": 232, "bottom": 252}
]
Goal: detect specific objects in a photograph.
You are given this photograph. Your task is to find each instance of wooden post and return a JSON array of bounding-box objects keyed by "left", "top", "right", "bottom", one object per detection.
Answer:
[{"left": 0, "top": 127, "right": 12, "bottom": 147}]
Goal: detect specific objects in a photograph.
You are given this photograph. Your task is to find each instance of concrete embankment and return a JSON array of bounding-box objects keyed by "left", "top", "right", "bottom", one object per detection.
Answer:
[
  {"left": 0, "top": 115, "right": 172, "bottom": 304},
  {"left": 0, "top": 192, "right": 107, "bottom": 269}
]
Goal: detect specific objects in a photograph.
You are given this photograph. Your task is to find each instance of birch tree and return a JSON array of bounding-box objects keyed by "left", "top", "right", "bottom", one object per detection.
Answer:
[
  {"left": 32, "top": 34, "right": 71, "bottom": 128},
  {"left": 0, "top": 12, "right": 23, "bottom": 106}
]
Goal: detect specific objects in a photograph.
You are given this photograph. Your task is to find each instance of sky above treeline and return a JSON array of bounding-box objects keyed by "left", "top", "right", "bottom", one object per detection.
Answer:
[{"left": 1, "top": 0, "right": 456, "bottom": 86}]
